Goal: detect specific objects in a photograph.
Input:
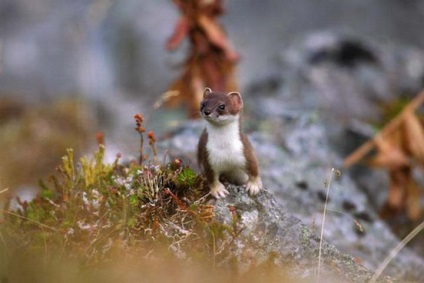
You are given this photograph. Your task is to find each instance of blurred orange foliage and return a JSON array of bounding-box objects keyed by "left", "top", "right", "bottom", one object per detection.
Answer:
[
  {"left": 344, "top": 90, "right": 424, "bottom": 220},
  {"left": 164, "top": 0, "right": 239, "bottom": 118}
]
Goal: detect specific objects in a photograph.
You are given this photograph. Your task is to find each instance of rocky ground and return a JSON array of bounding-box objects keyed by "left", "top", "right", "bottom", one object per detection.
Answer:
[
  {"left": 214, "top": 186, "right": 385, "bottom": 283},
  {"left": 161, "top": 33, "right": 424, "bottom": 281}
]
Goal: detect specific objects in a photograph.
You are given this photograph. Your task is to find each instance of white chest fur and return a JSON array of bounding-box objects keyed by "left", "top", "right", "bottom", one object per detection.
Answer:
[{"left": 205, "top": 118, "right": 246, "bottom": 173}]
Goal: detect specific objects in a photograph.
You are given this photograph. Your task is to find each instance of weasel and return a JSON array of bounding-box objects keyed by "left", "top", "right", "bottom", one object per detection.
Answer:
[{"left": 197, "top": 87, "right": 263, "bottom": 198}]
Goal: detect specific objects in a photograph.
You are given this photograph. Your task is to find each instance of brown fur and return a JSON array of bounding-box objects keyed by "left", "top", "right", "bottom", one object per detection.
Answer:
[
  {"left": 197, "top": 129, "right": 215, "bottom": 184},
  {"left": 240, "top": 133, "right": 260, "bottom": 177},
  {"left": 198, "top": 88, "right": 261, "bottom": 194},
  {"left": 201, "top": 89, "right": 243, "bottom": 117}
]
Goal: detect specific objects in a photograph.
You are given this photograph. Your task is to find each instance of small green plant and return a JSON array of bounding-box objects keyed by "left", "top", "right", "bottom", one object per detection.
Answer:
[
  {"left": 176, "top": 167, "right": 198, "bottom": 187},
  {"left": 0, "top": 113, "right": 244, "bottom": 281}
]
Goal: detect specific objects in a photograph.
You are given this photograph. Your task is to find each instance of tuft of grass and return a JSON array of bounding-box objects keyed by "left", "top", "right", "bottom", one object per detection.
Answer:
[
  {"left": 0, "top": 110, "right": 300, "bottom": 282},
  {"left": 0, "top": 140, "right": 244, "bottom": 280}
]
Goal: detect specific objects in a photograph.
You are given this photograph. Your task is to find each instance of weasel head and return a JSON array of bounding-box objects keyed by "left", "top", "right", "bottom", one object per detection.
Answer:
[{"left": 200, "top": 87, "right": 243, "bottom": 126}]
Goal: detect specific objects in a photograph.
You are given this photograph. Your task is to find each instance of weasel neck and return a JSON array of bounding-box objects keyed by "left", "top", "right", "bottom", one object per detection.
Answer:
[{"left": 205, "top": 115, "right": 241, "bottom": 140}]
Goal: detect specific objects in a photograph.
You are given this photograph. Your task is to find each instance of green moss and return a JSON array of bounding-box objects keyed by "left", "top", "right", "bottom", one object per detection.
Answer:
[
  {"left": 26, "top": 203, "right": 46, "bottom": 222},
  {"left": 301, "top": 226, "right": 311, "bottom": 247},
  {"left": 129, "top": 194, "right": 139, "bottom": 206},
  {"left": 176, "top": 167, "right": 198, "bottom": 187},
  {"left": 40, "top": 184, "right": 54, "bottom": 199}
]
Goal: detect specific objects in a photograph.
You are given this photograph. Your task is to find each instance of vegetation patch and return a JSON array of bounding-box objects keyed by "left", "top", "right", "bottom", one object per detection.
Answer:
[{"left": 0, "top": 114, "right": 269, "bottom": 282}]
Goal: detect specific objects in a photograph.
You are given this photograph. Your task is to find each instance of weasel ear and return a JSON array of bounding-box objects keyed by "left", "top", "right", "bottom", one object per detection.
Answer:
[
  {"left": 203, "top": 87, "right": 212, "bottom": 98},
  {"left": 227, "top": 92, "right": 243, "bottom": 110}
]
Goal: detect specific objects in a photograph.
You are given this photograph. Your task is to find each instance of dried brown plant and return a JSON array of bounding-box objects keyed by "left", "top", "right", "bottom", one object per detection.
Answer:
[
  {"left": 164, "top": 0, "right": 239, "bottom": 118},
  {"left": 344, "top": 90, "right": 424, "bottom": 220},
  {"left": 134, "top": 113, "right": 145, "bottom": 165}
]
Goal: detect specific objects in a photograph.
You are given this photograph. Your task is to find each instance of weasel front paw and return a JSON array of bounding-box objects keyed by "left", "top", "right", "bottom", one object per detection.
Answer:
[
  {"left": 246, "top": 176, "right": 263, "bottom": 195},
  {"left": 210, "top": 182, "right": 229, "bottom": 198}
]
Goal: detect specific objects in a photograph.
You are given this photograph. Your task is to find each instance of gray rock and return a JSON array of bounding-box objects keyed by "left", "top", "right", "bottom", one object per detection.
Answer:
[
  {"left": 160, "top": 114, "right": 424, "bottom": 281},
  {"left": 212, "top": 186, "right": 391, "bottom": 282},
  {"left": 248, "top": 32, "right": 424, "bottom": 123},
  {"left": 254, "top": 112, "right": 424, "bottom": 281}
]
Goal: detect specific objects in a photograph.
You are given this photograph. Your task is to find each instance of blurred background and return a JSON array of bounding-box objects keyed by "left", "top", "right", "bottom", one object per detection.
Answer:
[
  {"left": 1, "top": 0, "right": 424, "bottom": 277},
  {"left": 1, "top": 0, "right": 424, "bottom": 191}
]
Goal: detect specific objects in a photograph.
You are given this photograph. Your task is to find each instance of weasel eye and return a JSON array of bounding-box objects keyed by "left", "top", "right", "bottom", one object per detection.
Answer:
[
  {"left": 200, "top": 102, "right": 205, "bottom": 110},
  {"left": 218, "top": 104, "right": 225, "bottom": 110}
]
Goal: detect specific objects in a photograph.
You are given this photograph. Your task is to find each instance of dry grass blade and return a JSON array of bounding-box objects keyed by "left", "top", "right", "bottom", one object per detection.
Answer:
[
  {"left": 343, "top": 139, "right": 377, "bottom": 168},
  {"left": 370, "top": 219, "right": 424, "bottom": 283},
  {"left": 153, "top": 91, "right": 180, "bottom": 110},
  {"left": 367, "top": 136, "right": 409, "bottom": 169},
  {"left": 403, "top": 111, "right": 424, "bottom": 163},
  {"left": 344, "top": 90, "right": 424, "bottom": 220},
  {"left": 318, "top": 168, "right": 338, "bottom": 281},
  {"left": 166, "top": 16, "right": 189, "bottom": 50},
  {"left": 343, "top": 90, "right": 424, "bottom": 168},
  {"left": 1, "top": 209, "right": 57, "bottom": 232}
]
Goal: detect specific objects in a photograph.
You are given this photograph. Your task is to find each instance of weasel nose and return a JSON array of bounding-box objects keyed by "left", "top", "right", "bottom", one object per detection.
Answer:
[{"left": 203, "top": 109, "right": 211, "bottom": 116}]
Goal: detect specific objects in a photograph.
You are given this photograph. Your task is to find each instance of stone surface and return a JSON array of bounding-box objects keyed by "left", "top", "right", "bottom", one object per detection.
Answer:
[
  {"left": 213, "top": 186, "right": 379, "bottom": 282},
  {"left": 161, "top": 114, "right": 424, "bottom": 281},
  {"left": 247, "top": 32, "right": 424, "bottom": 123}
]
